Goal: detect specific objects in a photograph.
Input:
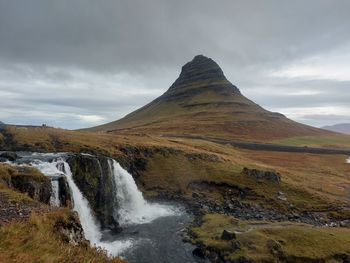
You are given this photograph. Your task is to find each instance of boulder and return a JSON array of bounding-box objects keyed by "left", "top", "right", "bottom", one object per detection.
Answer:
[
  {"left": 221, "top": 229, "right": 236, "bottom": 240},
  {"left": 0, "top": 152, "right": 20, "bottom": 162},
  {"left": 242, "top": 167, "right": 281, "bottom": 183},
  {"left": 192, "top": 247, "right": 205, "bottom": 259}
]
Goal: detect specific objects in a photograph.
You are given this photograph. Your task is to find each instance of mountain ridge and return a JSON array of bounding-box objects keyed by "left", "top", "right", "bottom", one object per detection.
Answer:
[
  {"left": 87, "top": 55, "right": 331, "bottom": 140},
  {"left": 322, "top": 123, "right": 350, "bottom": 135}
]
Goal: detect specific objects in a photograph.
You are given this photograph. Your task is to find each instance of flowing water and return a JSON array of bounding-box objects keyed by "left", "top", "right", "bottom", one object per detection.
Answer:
[
  {"left": 347, "top": 157, "right": 350, "bottom": 164},
  {"left": 15, "top": 152, "right": 202, "bottom": 262}
]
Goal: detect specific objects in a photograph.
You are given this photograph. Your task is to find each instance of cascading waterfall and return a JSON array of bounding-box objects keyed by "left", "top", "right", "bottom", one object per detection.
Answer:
[
  {"left": 110, "top": 159, "right": 175, "bottom": 225},
  {"left": 30, "top": 155, "right": 178, "bottom": 256},
  {"left": 32, "top": 158, "right": 133, "bottom": 256}
]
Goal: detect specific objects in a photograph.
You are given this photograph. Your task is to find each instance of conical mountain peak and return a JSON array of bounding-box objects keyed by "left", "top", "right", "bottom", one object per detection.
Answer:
[
  {"left": 165, "top": 55, "right": 240, "bottom": 99},
  {"left": 88, "top": 55, "right": 326, "bottom": 141}
]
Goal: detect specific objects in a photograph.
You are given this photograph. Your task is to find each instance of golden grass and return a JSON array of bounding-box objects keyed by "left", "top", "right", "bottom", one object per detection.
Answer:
[
  {"left": 192, "top": 214, "right": 350, "bottom": 262},
  {"left": 0, "top": 163, "right": 47, "bottom": 183},
  {"left": 0, "top": 209, "right": 125, "bottom": 263},
  {"left": 271, "top": 134, "right": 350, "bottom": 148},
  {"left": 2, "top": 126, "right": 350, "bottom": 211}
]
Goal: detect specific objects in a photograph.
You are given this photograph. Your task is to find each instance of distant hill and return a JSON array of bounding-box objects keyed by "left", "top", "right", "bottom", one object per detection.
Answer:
[
  {"left": 87, "top": 55, "right": 331, "bottom": 140},
  {"left": 322, "top": 123, "right": 350, "bottom": 135}
]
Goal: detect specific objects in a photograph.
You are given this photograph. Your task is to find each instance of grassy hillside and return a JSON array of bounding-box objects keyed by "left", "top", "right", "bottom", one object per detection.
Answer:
[
  {"left": 191, "top": 214, "right": 350, "bottom": 262},
  {"left": 87, "top": 55, "right": 330, "bottom": 140}
]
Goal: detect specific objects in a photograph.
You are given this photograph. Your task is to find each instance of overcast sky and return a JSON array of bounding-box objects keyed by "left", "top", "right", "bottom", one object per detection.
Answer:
[{"left": 0, "top": 0, "right": 349, "bottom": 129}]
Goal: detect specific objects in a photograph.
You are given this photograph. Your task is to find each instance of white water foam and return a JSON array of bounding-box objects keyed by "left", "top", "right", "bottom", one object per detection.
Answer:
[
  {"left": 347, "top": 157, "right": 350, "bottom": 164},
  {"left": 110, "top": 159, "right": 176, "bottom": 226}
]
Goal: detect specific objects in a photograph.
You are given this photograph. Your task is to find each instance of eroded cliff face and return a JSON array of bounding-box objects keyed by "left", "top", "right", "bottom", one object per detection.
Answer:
[
  {"left": 0, "top": 163, "right": 52, "bottom": 204},
  {"left": 66, "top": 154, "right": 121, "bottom": 232}
]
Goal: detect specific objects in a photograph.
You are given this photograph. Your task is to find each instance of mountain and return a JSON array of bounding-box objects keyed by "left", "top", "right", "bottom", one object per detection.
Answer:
[
  {"left": 88, "top": 55, "right": 329, "bottom": 140},
  {"left": 322, "top": 123, "right": 350, "bottom": 135}
]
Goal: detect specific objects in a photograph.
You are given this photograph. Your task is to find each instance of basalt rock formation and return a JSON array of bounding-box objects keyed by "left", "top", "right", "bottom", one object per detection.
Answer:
[
  {"left": 67, "top": 154, "right": 121, "bottom": 232},
  {"left": 87, "top": 55, "right": 329, "bottom": 140}
]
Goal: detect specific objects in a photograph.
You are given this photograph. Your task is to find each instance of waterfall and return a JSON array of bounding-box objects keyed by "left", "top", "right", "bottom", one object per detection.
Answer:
[
  {"left": 32, "top": 158, "right": 132, "bottom": 256},
  {"left": 58, "top": 160, "right": 102, "bottom": 243},
  {"left": 110, "top": 159, "right": 175, "bottom": 226},
  {"left": 28, "top": 154, "right": 179, "bottom": 256}
]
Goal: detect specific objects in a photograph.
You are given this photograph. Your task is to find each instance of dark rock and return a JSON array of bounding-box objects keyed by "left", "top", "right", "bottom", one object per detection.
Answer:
[
  {"left": 192, "top": 247, "right": 205, "bottom": 259},
  {"left": 67, "top": 154, "right": 122, "bottom": 232},
  {"left": 242, "top": 167, "right": 281, "bottom": 183},
  {"left": 0, "top": 152, "right": 20, "bottom": 162},
  {"left": 166, "top": 55, "right": 240, "bottom": 101},
  {"left": 221, "top": 229, "right": 236, "bottom": 240},
  {"left": 192, "top": 192, "right": 200, "bottom": 198},
  {"left": 0, "top": 157, "right": 8, "bottom": 162},
  {"left": 54, "top": 211, "right": 88, "bottom": 246},
  {"left": 58, "top": 176, "right": 72, "bottom": 207},
  {"left": 10, "top": 174, "right": 52, "bottom": 204}
]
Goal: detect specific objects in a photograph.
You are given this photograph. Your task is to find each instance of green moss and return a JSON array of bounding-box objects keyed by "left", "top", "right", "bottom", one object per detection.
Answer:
[{"left": 191, "top": 214, "right": 350, "bottom": 262}]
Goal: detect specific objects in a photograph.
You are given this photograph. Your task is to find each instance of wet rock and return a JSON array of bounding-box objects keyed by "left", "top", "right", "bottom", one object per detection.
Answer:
[
  {"left": 54, "top": 211, "right": 88, "bottom": 246},
  {"left": 192, "top": 247, "right": 205, "bottom": 259},
  {"left": 221, "top": 229, "right": 236, "bottom": 240},
  {"left": 340, "top": 220, "right": 350, "bottom": 227},
  {"left": 0, "top": 152, "right": 20, "bottom": 162},
  {"left": 58, "top": 176, "right": 72, "bottom": 207},
  {"left": 67, "top": 154, "right": 121, "bottom": 232},
  {"left": 0, "top": 157, "right": 8, "bottom": 162},
  {"left": 242, "top": 167, "right": 281, "bottom": 183}
]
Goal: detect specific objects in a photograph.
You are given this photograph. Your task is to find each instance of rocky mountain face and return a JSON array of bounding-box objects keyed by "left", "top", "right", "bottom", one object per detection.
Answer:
[
  {"left": 88, "top": 55, "right": 329, "bottom": 140},
  {"left": 162, "top": 55, "right": 240, "bottom": 101}
]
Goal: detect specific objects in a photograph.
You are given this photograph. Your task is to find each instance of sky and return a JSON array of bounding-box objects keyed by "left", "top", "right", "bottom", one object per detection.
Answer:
[{"left": 0, "top": 0, "right": 349, "bottom": 129}]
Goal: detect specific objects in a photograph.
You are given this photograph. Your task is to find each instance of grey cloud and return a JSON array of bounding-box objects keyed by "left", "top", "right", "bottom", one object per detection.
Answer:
[{"left": 0, "top": 0, "right": 349, "bottom": 128}]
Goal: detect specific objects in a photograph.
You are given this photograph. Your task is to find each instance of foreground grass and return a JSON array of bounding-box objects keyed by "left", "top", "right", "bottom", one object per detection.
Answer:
[
  {"left": 191, "top": 214, "right": 350, "bottom": 262},
  {"left": 0, "top": 209, "right": 125, "bottom": 263}
]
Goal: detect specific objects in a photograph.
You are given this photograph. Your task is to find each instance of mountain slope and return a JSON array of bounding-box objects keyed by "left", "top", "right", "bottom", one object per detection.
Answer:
[
  {"left": 322, "top": 123, "right": 350, "bottom": 135},
  {"left": 88, "top": 55, "right": 330, "bottom": 140}
]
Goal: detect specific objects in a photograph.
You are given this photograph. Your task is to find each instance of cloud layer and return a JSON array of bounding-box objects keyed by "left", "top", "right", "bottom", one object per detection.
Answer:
[{"left": 0, "top": 0, "right": 349, "bottom": 129}]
